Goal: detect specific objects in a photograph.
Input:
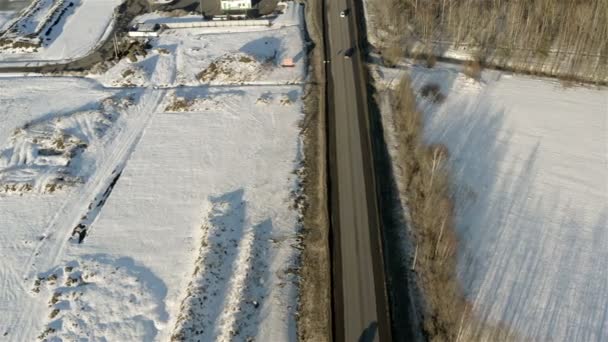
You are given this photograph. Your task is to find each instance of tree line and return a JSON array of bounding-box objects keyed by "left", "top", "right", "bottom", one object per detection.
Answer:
[{"left": 370, "top": 0, "right": 608, "bottom": 81}]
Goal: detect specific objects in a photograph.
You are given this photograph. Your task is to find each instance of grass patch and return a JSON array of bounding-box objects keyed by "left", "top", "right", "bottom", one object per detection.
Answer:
[
  {"left": 165, "top": 97, "right": 194, "bottom": 112},
  {"left": 463, "top": 60, "right": 483, "bottom": 80},
  {"left": 121, "top": 68, "right": 135, "bottom": 78},
  {"left": 196, "top": 53, "right": 261, "bottom": 83},
  {"left": 238, "top": 55, "right": 254, "bottom": 63}
]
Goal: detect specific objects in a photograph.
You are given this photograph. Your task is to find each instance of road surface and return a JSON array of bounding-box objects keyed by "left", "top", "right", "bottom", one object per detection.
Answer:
[{"left": 323, "top": 0, "right": 391, "bottom": 341}]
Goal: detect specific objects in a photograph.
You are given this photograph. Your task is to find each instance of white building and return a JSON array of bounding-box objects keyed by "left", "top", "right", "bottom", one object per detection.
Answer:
[{"left": 220, "top": 0, "right": 252, "bottom": 11}]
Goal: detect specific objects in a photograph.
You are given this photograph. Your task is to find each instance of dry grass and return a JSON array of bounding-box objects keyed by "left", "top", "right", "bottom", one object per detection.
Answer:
[
  {"left": 463, "top": 60, "right": 483, "bottom": 80},
  {"left": 121, "top": 68, "right": 135, "bottom": 78},
  {"left": 382, "top": 45, "right": 404, "bottom": 67},
  {"left": 296, "top": 0, "right": 331, "bottom": 341},
  {"left": 165, "top": 97, "right": 194, "bottom": 112},
  {"left": 196, "top": 54, "right": 261, "bottom": 83},
  {"left": 389, "top": 74, "right": 464, "bottom": 341}
]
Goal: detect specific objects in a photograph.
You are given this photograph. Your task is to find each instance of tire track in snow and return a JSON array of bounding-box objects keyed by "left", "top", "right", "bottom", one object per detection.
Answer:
[{"left": 8, "top": 89, "right": 165, "bottom": 342}]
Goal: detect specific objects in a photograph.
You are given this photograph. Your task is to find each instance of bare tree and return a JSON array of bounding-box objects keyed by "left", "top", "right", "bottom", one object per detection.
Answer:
[{"left": 370, "top": 0, "right": 608, "bottom": 81}]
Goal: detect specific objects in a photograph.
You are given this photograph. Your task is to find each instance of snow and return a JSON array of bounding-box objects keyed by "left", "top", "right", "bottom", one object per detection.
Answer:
[
  {"left": 0, "top": 93, "right": 134, "bottom": 195},
  {"left": 0, "top": 11, "right": 15, "bottom": 30},
  {"left": 41, "top": 0, "right": 121, "bottom": 60},
  {"left": 0, "top": 0, "right": 122, "bottom": 64},
  {"left": 97, "top": 3, "right": 305, "bottom": 88},
  {"left": 375, "top": 62, "right": 608, "bottom": 340},
  {"left": 0, "top": 2, "right": 306, "bottom": 341},
  {"left": 74, "top": 85, "right": 304, "bottom": 341}
]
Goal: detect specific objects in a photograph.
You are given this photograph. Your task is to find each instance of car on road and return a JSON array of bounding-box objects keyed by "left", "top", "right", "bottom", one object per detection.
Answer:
[
  {"left": 344, "top": 47, "right": 355, "bottom": 59},
  {"left": 340, "top": 9, "right": 349, "bottom": 18}
]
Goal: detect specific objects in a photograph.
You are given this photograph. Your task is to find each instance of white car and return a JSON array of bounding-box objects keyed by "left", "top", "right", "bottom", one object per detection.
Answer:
[{"left": 340, "top": 9, "right": 349, "bottom": 18}]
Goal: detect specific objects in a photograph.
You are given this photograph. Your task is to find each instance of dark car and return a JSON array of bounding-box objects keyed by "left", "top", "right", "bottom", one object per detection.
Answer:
[{"left": 344, "top": 47, "right": 355, "bottom": 59}]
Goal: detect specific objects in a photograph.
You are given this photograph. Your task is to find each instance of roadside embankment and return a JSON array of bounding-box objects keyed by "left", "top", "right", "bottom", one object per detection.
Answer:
[{"left": 296, "top": 0, "right": 331, "bottom": 341}]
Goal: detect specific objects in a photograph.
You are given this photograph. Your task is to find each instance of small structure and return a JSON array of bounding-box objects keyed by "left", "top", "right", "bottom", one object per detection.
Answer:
[
  {"left": 128, "top": 23, "right": 163, "bottom": 38},
  {"left": 281, "top": 57, "right": 295, "bottom": 67},
  {"left": 220, "top": 0, "right": 252, "bottom": 11}
]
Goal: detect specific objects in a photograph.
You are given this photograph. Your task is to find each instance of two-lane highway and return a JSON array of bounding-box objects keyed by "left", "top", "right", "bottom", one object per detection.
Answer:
[{"left": 323, "top": 0, "right": 392, "bottom": 340}]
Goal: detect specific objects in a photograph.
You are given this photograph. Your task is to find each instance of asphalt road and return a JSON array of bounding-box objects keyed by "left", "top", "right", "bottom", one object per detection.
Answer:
[{"left": 324, "top": 0, "right": 391, "bottom": 341}]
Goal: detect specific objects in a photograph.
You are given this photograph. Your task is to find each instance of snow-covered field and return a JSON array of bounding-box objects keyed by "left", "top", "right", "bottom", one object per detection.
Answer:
[
  {"left": 0, "top": 11, "right": 14, "bottom": 30},
  {"left": 0, "top": 2, "right": 307, "bottom": 341},
  {"left": 375, "top": 63, "right": 608, "bottom": 340},
  {"left": 96, "top": 3, "right": 305, "bottom": 88},
  {"left": 0, "top": 0, "right": 122, "bottom": 64},
  {"left": 0, "top": 0, "right": 32, "bottom": 30}
]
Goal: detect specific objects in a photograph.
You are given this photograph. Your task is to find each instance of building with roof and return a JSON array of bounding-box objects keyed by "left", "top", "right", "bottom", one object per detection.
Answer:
[{"left": 220, "top": 0, "right": 252, "bottom": 11}]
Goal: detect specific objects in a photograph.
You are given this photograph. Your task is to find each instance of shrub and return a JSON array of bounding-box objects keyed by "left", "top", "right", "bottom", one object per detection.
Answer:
[
  {"left": 382, "top": 46, "right": 404, "bottom": 68},
  {"left": 390, "top": 74, "right": 464, "bottom": 341},
  {"left": 463, "top": 60, "right": 482, "bottom": 80},
  {"left": 426, "top": 54, "right": 437, "bottom": 68},
  {"left": 420, "top": 83, "right": 445, "bottom": 103}
]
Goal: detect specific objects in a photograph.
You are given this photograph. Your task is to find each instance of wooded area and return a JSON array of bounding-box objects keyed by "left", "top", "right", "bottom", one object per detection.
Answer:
[{"left": 370, "top": 0, "right": 608, "bottom": 81}]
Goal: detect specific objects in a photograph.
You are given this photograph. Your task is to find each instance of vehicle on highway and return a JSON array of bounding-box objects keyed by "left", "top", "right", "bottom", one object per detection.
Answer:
[
  {"left": 344, "top": 47, "right": 355, "bottom": 59},
  {"left": 340, "top": 9, "right": 349, "bottom": 18}
]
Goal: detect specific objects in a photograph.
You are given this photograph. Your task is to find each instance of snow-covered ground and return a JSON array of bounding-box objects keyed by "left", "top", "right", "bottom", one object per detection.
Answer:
[
  {"left": 0, "top": 0, "right": 122, "bottom": 64},
  {"left": 374, "top": 63, "right": 608, "bottom": 340},
  {"left": 96, "top": 3, "right": 304, "bottom": 88},
  {"left": 0, "top": 2, "right": 307, "bottom": 341},
  {"left": 0, "top": 0, "right": 32, "bottom": 29},
  {"left": 0, "top": 11, "right": 14, "bottom": 29}
]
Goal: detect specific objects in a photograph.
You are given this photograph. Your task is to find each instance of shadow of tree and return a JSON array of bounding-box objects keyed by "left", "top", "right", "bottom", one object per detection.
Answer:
[
  {"left": 172, "top": 188, "right": 247, "bottom": 340},
  {"left": 358, "top": 321, "right": 378, "bottom": 342},
  {"left": 239, "top": 36, "right": 282, "bottom": 63},
  {"left": 409, "top": 65, "right": 608, "bottom": 340},
  {"left": 41, "top": 0, "right": 81, "bottom": 47}
]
